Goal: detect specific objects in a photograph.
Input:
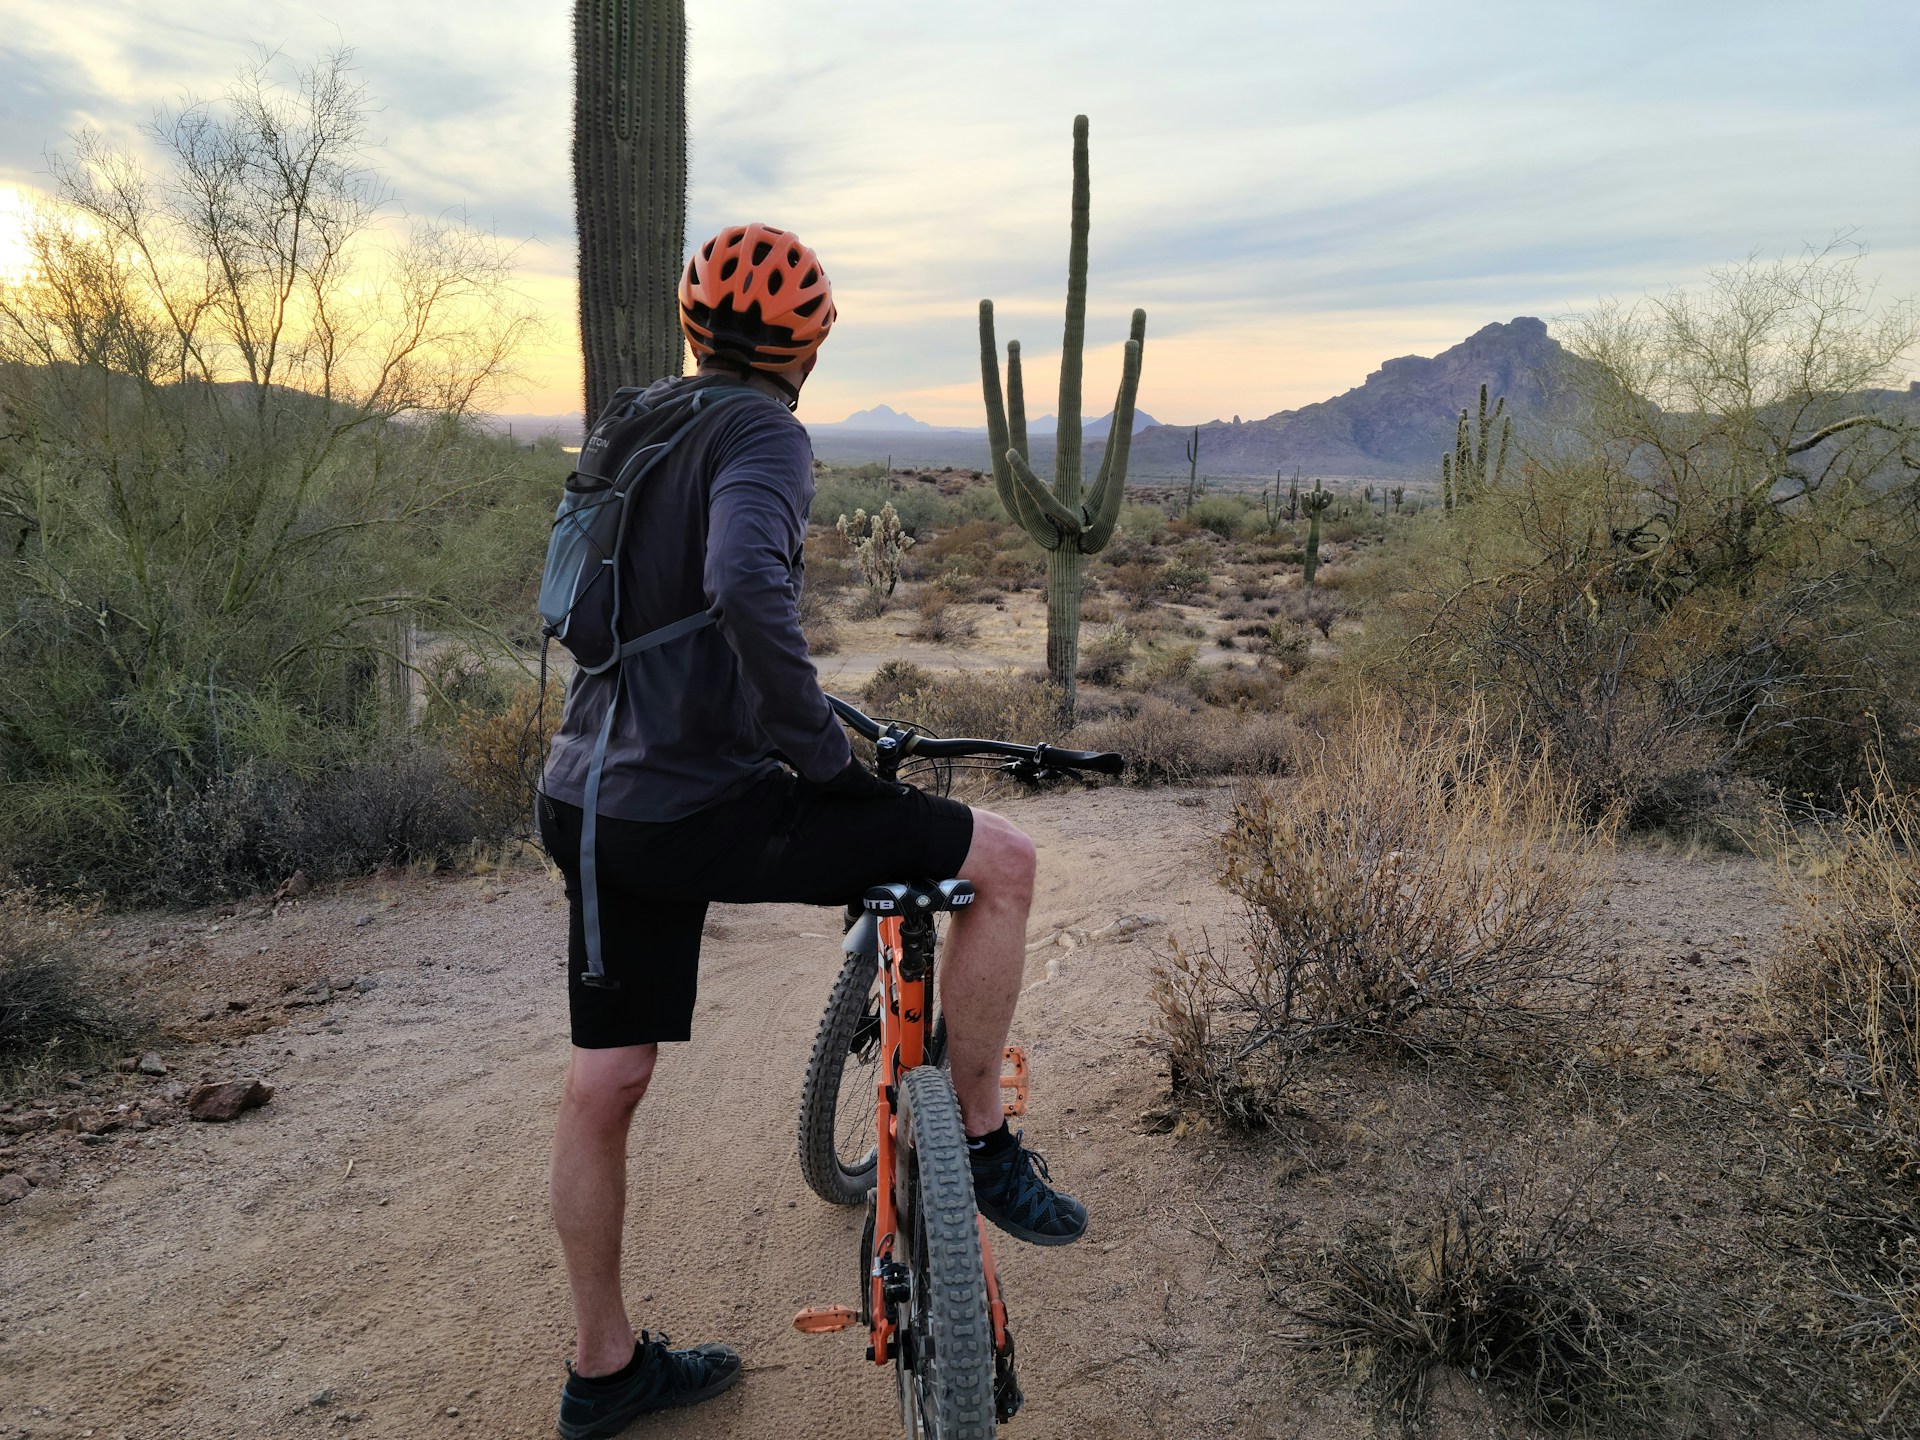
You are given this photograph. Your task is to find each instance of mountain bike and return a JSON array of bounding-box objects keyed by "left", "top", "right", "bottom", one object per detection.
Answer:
[{"left": 792, "top": 694, "right": 1123, "bottom": 1436}]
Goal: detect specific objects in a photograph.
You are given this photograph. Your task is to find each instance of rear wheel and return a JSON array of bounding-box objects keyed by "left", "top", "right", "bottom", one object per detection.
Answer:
[
  {"left": 894, "top": 1065, "right": 995, "bottom": 1439},
  {"left": 798, "top": 943, "right": 945, "bottom": 1207}
]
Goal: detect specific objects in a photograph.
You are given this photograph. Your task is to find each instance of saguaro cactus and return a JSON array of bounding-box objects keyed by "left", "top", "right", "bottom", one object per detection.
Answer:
[
  {"left": 980, "top": 116, "right": 1146, "bottom": 716},
  {"left": 1302, "top": 479, "right": 1333, "bottom": 587},
  {"left": 1441, "top": 382, "right": 1511, "bottom": 511},
  {"left": 1184, "top": 428, "right": 1201, "bottom": 513},
  {"left": 574, "top": 0, "right": 687, "bottom": 422}
]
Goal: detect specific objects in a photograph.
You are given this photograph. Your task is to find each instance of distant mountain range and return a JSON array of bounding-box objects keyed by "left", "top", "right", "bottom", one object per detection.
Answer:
[
  {"left": 1127, "top": 317, "right": 1579, "bottom": 480},
  {"left": 478, "top": 318, "right": 1588, "bottom": 477},
  {"left": 813, "top": 404, "right": 1161, "bottom": 439}
]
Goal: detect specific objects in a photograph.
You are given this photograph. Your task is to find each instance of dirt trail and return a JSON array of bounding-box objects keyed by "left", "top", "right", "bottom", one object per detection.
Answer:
[
  {"left": 5, "top": 787, "right": 1349, "bottom": 1440},
  {"left": 0, "top": 788, "right": 1792, "bottom": 1440}
]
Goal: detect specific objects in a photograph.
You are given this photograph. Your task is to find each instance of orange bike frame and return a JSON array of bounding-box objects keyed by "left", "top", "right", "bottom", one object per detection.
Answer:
[{"left": 865, "top": 911, "right": 1011, "bottom": 1370}]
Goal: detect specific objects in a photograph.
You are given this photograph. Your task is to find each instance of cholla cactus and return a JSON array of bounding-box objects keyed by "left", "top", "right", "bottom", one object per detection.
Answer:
[{"left": 837, "top": 503, "right": 914, "bottom": 596}]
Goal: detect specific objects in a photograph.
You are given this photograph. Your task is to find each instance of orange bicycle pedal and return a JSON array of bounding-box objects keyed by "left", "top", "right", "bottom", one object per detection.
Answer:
[
  {"left": 793, "top": 1304, "right": 858, "bottom": 1334},
  {"left": 1001, "top": 1045, "right": 1030, "bottom": 1118}
]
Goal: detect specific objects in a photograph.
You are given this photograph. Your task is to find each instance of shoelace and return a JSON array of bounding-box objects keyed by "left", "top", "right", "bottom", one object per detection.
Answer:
[{"left": 993, "top": 1136, "right": 1063, "bottom": 1222}]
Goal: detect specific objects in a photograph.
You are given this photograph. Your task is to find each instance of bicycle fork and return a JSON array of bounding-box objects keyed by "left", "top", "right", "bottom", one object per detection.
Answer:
[{"left": 793, "top": 910, "right": 1027, "bottom": 1423}]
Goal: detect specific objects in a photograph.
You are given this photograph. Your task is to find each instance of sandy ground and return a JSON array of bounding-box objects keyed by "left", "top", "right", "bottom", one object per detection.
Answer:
[{"left": 0, "top": 786, "right": 1790, "bottom": 1440}]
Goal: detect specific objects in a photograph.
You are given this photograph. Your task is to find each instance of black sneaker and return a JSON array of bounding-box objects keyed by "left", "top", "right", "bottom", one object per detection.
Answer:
[
  {"left": 970, "top": 1132, "right": 1087, "bottom": 1246},
  {"left": 556, "top": 1331, "right": 742, "bottom": 1439}
]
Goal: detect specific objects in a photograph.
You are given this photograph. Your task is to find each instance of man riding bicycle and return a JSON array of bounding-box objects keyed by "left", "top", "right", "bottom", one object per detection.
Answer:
[{"left": 538, "top": 223, "right": 1085, "bottom": 1439}]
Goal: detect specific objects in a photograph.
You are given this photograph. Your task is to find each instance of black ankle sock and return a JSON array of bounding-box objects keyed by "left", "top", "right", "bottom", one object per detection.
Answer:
[
  {"left": 573, "top": 1341, "right": 646, "bottom": 1389},
  {"left": 968, "top": 1121, "right": 1015, "bottom": 1160}
]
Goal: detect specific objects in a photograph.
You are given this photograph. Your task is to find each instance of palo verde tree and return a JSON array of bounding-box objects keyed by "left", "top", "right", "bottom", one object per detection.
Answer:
[
  {"left": 1381, "top": 244, "right": 1920, "bottom": 808},
  {"left": 0, "top": 48, "right": 539, "bottom": 898},
  {"left": 980, "top": 116, "right": 1146, "bottom": 716},
  {"left": 574, "top": 0, "right": 687, "bottom": 420}
]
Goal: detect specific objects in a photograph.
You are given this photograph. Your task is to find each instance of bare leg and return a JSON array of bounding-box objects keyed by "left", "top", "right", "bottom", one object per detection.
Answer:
[
  {"left": 551, "top": 1043, "right": 657, "bottom": 1376},
  {"left": 940, "top": 809, "right": 1039, "bottom": 1136}
]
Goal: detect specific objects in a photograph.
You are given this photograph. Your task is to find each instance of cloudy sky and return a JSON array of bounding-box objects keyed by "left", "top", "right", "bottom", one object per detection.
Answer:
[{"left": 2, "top": 0, "right": 1915, "bottom": 425}]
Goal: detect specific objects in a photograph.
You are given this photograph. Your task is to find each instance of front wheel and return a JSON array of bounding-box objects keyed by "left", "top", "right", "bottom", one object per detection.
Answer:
[
  {"left": 798, "top": 941, "right": 946, "bottom": 1207},
  {"left": 894, "top": 1065, "right": 996, "bottom": 1439}
]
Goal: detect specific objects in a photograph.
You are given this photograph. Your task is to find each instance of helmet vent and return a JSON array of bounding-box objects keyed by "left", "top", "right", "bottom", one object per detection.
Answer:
[
  {"left": 751, "top": 240, "right": 773, "bottom": 265},
  {"left": 801, "top": 267, "right": 818, "bottom": 287},
  {"left": 788, "top": 247, "right": 801, "bottom": 266},
  {"left": 719, "top": 256, "right": 739, "bottom": 281},
  {"left": 792, "top": 295, "right": 825, "bottom": 319},
  {"left": 702, "top": 240, "right": 715, "bottom": 259},
  {"left": 766, "top": 269, "right": 784, "bottom": 295}
]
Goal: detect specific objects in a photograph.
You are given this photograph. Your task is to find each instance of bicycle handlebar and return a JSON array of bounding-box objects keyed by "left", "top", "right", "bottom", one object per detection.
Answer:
[{"left": 827, "top": 694, "right": 1125, "bottom": 777}]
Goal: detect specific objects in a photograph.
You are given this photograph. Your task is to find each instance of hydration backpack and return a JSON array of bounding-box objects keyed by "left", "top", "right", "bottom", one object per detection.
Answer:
[{"left": 535, "top": 377, "right": 783, "bottom": 987}]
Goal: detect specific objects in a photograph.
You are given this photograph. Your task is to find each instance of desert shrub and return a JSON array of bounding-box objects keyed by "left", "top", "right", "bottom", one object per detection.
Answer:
[
  {"left": 1109, "top": 560, "right": 1169, "bottom": 608},
  {"left": 0, "top": 892, "right": 143, "bottom": 1086},
  {"left": 1077, "top": 625, "right": 1136, "bottom": 686},
  {"left": 1193, "top": 665, "right": 1292, "bottom": 712},
  {"left": 1264, "top": 621, "right": 1312, "bottom": 671},
  {"left": 1769, "top": 757, "right": 1920, "bottom": 1157},
  {"left": 849, "top": 587, "right": 891, "bottom": 620},
  {"left": 1162, "top": 558, "right": 1213, "bottom": 599},
  {"left": 862, "top": 667, "right": 1064, "bottom": 743},
  {"left": 449, "top": 678, "right": 559, "bottom": 841},
  {"left": 909, "top": 584, "right": 978, "bottom": 644},
  {"left": 1118, "top": 502, "right": 1170, "bottom": 545},
  {"left": 288, "top": 746, "right": 483, "bottom": 877},
  {"left": 1189, "top": 496, "right": 1255, "bottom": 539},
  {"left": 1132, "top": 642, "right": 1198, "bottom": 689},
  {"left": 1071, "top": 694, "right": 1294, "bottom": 786},
  {"left": 1302, "top": 1171, "right": 1728, "bottom": 1436},
  {"left": 1369, "top": 250, "right": 1920, "bottom": 813},
  {"left": 1154, "top": 710, "right": 1617, "bottom": 1123},
  {"left": 0, "top": 53, "right": 548, "bottom": 900},
  {"left": 1278, "top": 587, "right": 1343, "bottom": 639},
  {"left": 796, "top": 577, "right": 842, "bottom": 656}
]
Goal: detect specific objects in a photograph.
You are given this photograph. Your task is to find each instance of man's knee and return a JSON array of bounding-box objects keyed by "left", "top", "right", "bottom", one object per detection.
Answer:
[
  {"left": 564, "top": 1044, "right": 658, "bottom": 1123},
  {"left": 960, "top": 809, "right": 1037, "bottom": 905}
]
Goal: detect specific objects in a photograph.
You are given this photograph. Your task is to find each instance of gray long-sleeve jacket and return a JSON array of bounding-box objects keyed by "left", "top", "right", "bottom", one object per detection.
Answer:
[{"left": 540, "top": 375, "right": 851, "bottom": 822}]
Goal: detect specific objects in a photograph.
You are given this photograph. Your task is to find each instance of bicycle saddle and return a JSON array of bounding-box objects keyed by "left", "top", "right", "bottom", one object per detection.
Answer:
[{"left": 862, "top": 880, "right": 975, "bottom": 915}]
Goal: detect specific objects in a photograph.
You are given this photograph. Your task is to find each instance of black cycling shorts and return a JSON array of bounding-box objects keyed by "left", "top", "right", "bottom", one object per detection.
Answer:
[{"left": 537, "top": 770, "right": 974, "bottom": 1048}]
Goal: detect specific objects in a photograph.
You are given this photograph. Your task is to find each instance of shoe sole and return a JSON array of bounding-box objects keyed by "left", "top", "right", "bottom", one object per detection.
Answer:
[{"left": 556, "top": 1363, "right": 743, "bottom": 1440}]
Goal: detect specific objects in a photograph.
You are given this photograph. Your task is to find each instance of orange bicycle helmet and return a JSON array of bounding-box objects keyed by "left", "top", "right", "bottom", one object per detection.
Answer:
[{"left": 680, "top": 223, "right": 836, "bottom": 379}]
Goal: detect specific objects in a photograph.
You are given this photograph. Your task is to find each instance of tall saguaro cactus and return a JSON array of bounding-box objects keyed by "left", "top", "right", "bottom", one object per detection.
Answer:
[
  {"left": 1302, "top": 479, "right": 1333, "bottom": 587},
  {"left": 573, "top": 0, "right": 687, "bottom": 422},
  {"left": 1441, "top": 382, "right": 1511, "bottom": 512},
  {"left": 1184, "top": 428, "right": 1201, "bottom": 513},
  {"left": 980, "top": 116, "right": 1146, "bottom": 717}
]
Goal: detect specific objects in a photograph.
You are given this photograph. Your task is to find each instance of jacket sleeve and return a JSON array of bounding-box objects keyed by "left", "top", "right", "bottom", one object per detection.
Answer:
[{"left": 702, "top": 408, "right": 851, "bottom": 782}]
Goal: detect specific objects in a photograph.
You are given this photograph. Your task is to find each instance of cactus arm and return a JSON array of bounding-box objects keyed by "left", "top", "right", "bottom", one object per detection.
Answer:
[
  {"left": 981, "top": 300, "right": 1051, "bottom": 543},
  {"left": 1055, "top": 114, "right": 1090, "bottom": 508},
  {"left": 1494, "top": 413, "right": 1511, "bottom": 489},
  {"left": 1007, "top": 340, "right": 1029, "bottom": 462},
  {"left": 1008, "top": 448, "right": 1081, "bottom": 545},
  {"left": 1080, "top": 309, "right": 1145, "bottom": 552}
]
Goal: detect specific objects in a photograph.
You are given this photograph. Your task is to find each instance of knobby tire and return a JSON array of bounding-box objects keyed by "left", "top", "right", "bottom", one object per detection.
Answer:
[
  {"left": 798, "top": 943, "right": 946, "bottom": 1207},
  {"left": 895, "top": 1065, "right": 995, "bottom": 1439}
]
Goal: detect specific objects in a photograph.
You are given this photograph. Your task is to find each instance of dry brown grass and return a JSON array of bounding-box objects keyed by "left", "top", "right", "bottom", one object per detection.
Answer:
[
  {"left": 1155, "top": 709, "right": 1620, "bottom": 1125},
  {"left": 1070, "top": 693, "right": 1296, "bottom": 786},
  {"left": 0, "top": 892, "right": 145, "bottom": 1090},
  {"left": 1298, "top": 1163, "right": 1738, "bottom": 1437}
]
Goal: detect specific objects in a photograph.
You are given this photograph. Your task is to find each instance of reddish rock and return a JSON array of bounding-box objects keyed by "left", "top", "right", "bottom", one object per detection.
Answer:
[
  {"left": 0, "top": 1174, "right": 28, "bottom": 1204},
  {"left": 187, "top": 1079, "right": 274, "bottom": 1123}
]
